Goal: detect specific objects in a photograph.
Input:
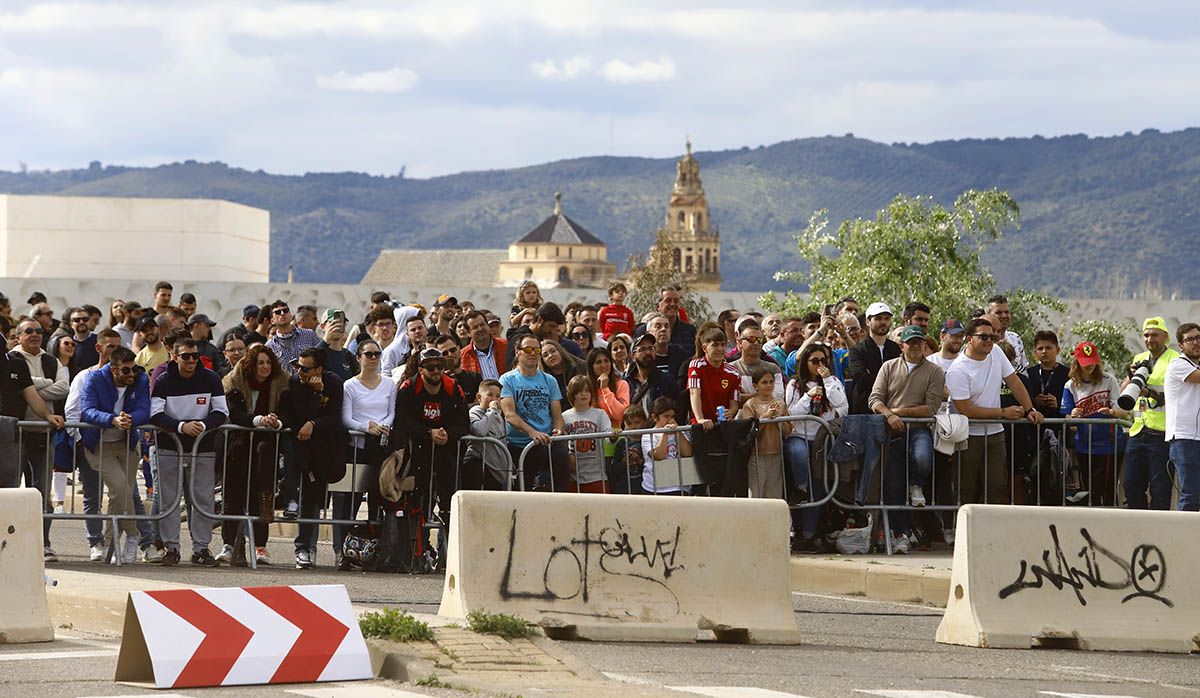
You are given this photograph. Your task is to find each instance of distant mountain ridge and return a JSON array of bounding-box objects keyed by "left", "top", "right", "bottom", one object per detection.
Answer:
[{"left": 2, "top": 127, "right": 1198, "bottom": 296}]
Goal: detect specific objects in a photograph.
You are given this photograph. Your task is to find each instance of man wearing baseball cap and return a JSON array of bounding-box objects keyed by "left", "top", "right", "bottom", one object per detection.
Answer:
[
  {"left": 187, "top": 313, "right": 224, "bottom": 373},
  {"left": 846, "top": 302, "right": 900, "bottom": 414},
  {"left": 626, "top": 331, "right": 683, "bottom": 417},
  {"left": 1123, "top": 316, "right": 1179, "bottom": 510},
  {"left": 930, "top": 319, "right": 965, "bottom": 374},
  {"left": 218, "top": 304, "right": 260, "bottom": 351}
]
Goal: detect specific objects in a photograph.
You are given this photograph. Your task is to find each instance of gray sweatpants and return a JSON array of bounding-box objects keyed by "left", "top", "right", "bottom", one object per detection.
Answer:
[{"left": 157, "top": 450, "right": 216, "bottom": 554}]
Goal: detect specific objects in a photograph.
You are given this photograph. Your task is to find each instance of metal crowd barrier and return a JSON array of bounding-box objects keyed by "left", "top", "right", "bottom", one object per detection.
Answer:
[
  {"left": 829, "top": 415, "right": 1131, "bottom": 555},
  {"left": 21, "top": 420, "right": 186, "bottom": 566}
]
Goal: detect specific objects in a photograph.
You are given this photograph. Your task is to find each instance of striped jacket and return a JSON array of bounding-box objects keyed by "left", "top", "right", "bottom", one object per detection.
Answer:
[{"left": 149, "top": 361, "right": 228, "bottom": 452}]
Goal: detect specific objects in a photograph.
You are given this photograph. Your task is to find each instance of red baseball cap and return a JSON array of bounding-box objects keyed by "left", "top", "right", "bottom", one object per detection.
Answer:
[{"left": 1073, "top": 341, "right": 1101, "bottom": 367}]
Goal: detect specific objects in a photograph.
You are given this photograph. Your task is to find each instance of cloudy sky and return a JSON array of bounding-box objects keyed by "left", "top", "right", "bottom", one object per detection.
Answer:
[{"left": 1, "top": 1, "right": 1197, "bottom": 177}]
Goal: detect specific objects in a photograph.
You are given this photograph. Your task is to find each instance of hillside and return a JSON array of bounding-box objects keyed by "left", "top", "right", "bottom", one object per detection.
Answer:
[{"left": 2, "top": 128, "right": 1198, "bottom": 296}]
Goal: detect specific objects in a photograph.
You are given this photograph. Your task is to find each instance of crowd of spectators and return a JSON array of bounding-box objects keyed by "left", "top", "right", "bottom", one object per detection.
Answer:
[{"left": 2, "top": 279, "right": 1197, "bottom": 567}]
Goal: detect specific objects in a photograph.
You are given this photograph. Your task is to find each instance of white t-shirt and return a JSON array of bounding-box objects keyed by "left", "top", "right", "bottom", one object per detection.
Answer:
[
  {"left": 947, "top": 344, "right": 1014, "bottom": 436},
  {"left": 562, "top": 406, "right": 612, "bottom": 485},
  {"left": 1164, "top": 356, "right": 1200, "bottom": 442},
  {"left": 641, "top": 431, "right": 692, "bottom": 494}
]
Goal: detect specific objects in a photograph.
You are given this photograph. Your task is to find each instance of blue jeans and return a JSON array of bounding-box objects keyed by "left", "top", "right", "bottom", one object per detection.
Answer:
[
  {"left": 1169, "top": 439, "right": 1200, "bottom": 511},
  {"left": 883, "top": 428, "right": 933, "bottom": 533},
  {"left": 784, "top": 437, "right": 827, "bottom": 539},
  {"left": 1123, "top": 432, "right": 1173, "bottom": 510}
]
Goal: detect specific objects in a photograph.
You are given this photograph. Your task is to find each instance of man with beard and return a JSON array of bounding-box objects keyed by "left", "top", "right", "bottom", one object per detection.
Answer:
[
  {"left": 625, "top": 332, "right": 683, "bottom": 417},
  {"left": 847, "top": 303, "right": 901, "bottom": 414}
]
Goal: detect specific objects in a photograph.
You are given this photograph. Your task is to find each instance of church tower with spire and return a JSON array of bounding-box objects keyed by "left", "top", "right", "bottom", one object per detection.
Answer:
[{"left": 657, "top": 139, "right": 721, "bottom": 290}]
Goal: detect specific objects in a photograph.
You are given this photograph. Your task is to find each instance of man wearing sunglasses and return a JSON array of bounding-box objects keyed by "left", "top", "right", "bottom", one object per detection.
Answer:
[
  {"left": 946, "top": 317, "right": 1041, "bottom": 508},
  {"left": 265, "top": 300, "right": 322, "bottom": 377},
  {"left": 80, "top": 346, "right": 151, "bottom": 564},
  {"left": 732, "top": 320, "right": 783, "bottom": 401},
  {"left": 56, "top": 308, "right": 99, "bottom": 373},
  {"left": 149, "top": 336, "right": 229, "bottom": 567},
  {"left": 500, "top": 335, "right": 569, "bottom": 491}
]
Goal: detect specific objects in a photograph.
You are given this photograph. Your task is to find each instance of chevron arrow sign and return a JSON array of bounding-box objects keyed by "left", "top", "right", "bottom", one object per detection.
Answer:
[{"left": 114, "top": 585, "right": 372, "bottom": 688}]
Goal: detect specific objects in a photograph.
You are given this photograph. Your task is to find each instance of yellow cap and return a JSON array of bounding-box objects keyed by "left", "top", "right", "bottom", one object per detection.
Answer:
[{"left": 1142, "top": 317, "right": 1169, "bottom": 334}]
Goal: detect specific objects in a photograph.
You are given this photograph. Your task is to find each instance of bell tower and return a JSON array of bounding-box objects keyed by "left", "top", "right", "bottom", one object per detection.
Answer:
[{"left": 658, "top": 139, "right": 721, "bottom": 290}]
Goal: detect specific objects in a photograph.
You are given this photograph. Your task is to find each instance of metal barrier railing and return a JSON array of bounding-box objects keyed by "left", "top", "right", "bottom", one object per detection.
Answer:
[
  {"left": 20, "top": 420, "right": 186, "bottom": 566},
  {"left": 829, "top": 415, "right": 1132, "bottom": 555}
]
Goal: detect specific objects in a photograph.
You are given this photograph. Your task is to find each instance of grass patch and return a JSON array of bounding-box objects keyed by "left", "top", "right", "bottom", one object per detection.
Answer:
[
  {"left": 416, "top": 676, "right": 451, "bottom": 688},
  {"left": 359, "top": 608, "right": 434, "bottom": 642},
  {"left": 466, "top": 610, "right": 533, "bottom": 640}
]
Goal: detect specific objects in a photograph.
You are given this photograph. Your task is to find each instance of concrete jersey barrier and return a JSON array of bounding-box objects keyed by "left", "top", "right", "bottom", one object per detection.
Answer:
[
  {"left": 936, "top": 504, "right": 1199, "bottom": 653},
  {"left": 0, "top": 489, "right": 54, "bottom": 643},
  {"left": 438, "top": 491, "right": 801, "bottom": 644}
]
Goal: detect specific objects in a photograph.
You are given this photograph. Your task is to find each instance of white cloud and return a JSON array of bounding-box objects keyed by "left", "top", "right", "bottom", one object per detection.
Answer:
[
  {"left": 315, "top": 68, "right": 419, "bottom": 94},
  {"left": 600, "top": 58, "right": 677, "bottom": 84},
  {"left": 530, "top": 56, "right": 592, "bottom": 81}
]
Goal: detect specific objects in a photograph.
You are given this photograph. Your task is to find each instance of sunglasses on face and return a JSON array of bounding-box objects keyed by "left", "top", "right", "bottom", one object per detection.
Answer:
[
  {"left": 809, "top": 357, "right": 827, "bottom": 365},
  {"left": 359, "top": 351, "right": 382, "bottom": 359},
  {"left": 296, "top": 363, "right": 319, "bottom": 372},
  {"left": 518, "top": 346, "right": 542, "bottom": 356},
  {"left": 571, "top": 332, "right": 589, "bottom": 339},
  {"left": 177, "top": 352, "right": 200, "bottom": 361},
  {"left": 113, "top": 366, "right": 135, "bottom": 376},
  {"left": 19, "top": 327, "right": 39, "bottom": 335},
  {"left": 740, "top": 336, "right": 765, "bottom": 344},
  {"left": 34, "top": 311, "right": 52, "bottom": 317},
  {"left": 273, "top": 307, "right": 290, "bottom": 315},
  {"left": 61, "top": 340, "right": 75, "bottom": 347},
  {"left": 71, "top": 317, "right": 88, "bottom": 324},
  {"left": 972, "top": 334, "right": 997, "bottom": 342}
]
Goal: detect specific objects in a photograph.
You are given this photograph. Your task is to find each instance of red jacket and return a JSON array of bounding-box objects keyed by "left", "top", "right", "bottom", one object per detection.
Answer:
[{"left": 460, "top": 337, "right": 507, "bottom": 377}]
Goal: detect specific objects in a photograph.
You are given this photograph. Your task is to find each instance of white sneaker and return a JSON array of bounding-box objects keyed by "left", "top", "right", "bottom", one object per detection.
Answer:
[
  {"left": 122, "top": 537, "right": 139, "bottom": 564},
  {"left": 215, "top": 543, "right": 235, "bottom": 564},
  {"left": 43, "top": 547, "right": 58, "bottom": 563},
  {"left": 909, "top": 485, "right": 926, "bottom": 507},
  {"left": 53, "top": 503, "right": 65, "bottom": 514},
  {"left": 142, "top": 546, "right": 165, "bottom": 563},
  {"left": 255, "top": 547, "right": 271, "bottom": 565},
  {"left": 892, "top": 533, "right": 911, "bottom": 555},
  {"left": 944, "top": 530, "right": 956, "bottom": 547},
  {"left": 89, "top": 543, "right": 106, "bottom": 562}
]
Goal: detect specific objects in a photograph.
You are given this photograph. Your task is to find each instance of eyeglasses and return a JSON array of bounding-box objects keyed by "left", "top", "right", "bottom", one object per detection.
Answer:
[
  {"left": 224, "top": 347, "right": 245, "bottom": 354},
  {"left": 518, "top": 346, "right": 542, "bottom": 356},
  {"left": 808, "top": 357, "right": 827, "bottom": 365},
  {"left": 740, "top": 336, "right": 765, "bottom": 344},
  {"left": 177, "top": 352, "right": 200, "bottom": 361},
  {"left": 113, "top": 366, "right": 135, "bottom": 376},
  {"left": 1183, "top": 335, "right": 1200, "bottom": 344},
  {"left": 374, "top": 320, "right": 396, "bottom": 328},
  {"left": 34, "top": 310, "right": 52, "bottom": 317},
  {"left": 273, "top": 307, "right": 290, "bottom": 315}
]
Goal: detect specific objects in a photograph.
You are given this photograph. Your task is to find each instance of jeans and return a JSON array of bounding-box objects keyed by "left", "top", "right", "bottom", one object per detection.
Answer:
[
  {"left": 77, "top": 452, "right": 103, "bottom": 547},
  {"left": 294, "top": 478, "right": 328, "bottom": 553},
  {"left": 1123, "top": 432, "right": 1173, "bottom": 510},
  {"left": 1169, "top": 439, "right": 1200, "bottom": 511},
  {"left": 883, "top": 427, "right": 933, "bottom": 532},
  {"left": 784, "top": 437, "right": 827, "bottom": 539}
]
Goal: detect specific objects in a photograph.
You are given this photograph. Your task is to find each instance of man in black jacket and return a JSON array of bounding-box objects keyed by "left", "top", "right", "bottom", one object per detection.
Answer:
[
  {"left": 280, "top": 347, "right": 346, "bottom": 569},
  {"left": 626, "top": 332, "right": 684, "bottom": 417},
  {"left": 847, "top": 302, "right": 901, "bottom": 415},
  {"left": 395, "top": 348, "right": 469, "bottom": 524}
]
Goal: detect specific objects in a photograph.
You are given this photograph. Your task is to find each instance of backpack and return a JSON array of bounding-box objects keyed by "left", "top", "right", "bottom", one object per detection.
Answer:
[
  {"left": 341, "top": 523, "right": 379, "bottom": 568},
  {"left": 1028, "top": 428, "right": 1066, "bottom": 506}
]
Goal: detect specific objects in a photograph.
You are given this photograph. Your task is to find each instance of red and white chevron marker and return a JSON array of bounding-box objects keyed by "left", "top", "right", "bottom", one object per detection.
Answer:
[{"left": 113, "top": 584, "right": 373, "bottom": 689}]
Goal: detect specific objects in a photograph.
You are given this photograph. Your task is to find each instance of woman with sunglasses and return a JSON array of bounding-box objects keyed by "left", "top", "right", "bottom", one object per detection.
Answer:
[
  {"left": 569, "top": 323, "right": 594, "bottom": 354},
  {"left": 784, "top": 343, "right": 848, "bottom": 553},
  {"left": 539, "top": 338, "right": 583, "bottom": 410},
  {"left": 334, "top": 339, "right": 395, "bottom": 570},
  {"left": 218, "top": 345, "right": 289, "bottom": 566}
]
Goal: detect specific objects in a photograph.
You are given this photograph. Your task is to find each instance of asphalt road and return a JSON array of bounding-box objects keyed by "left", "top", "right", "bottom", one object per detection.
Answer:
[{"left": 27, "top": 521, "right": 1200, "bottom": 698}]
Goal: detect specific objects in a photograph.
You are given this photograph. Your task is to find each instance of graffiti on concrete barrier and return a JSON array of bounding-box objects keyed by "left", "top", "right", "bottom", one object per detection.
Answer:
[
  {"left": 498, "top": 510, "right": 684, "bottom": 613},
  {"left": 997, "top": 524, "right": 1172, "bottom": 608}
]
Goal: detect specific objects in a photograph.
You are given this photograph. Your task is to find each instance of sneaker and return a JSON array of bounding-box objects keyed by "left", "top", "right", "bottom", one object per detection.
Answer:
[
  {"left": 335, "top": 553, "right": 353, "bottom": 571},
  {"left": 255, "top": 547, "right": 271, "bottom": 565},
  {"left": 142, "top": 545, "right": 165, "bottom": 563},
  {"left": 215, "top": 543, "right": 235, "bottom": 564},
  {"left": 908, "top": 485, "right": 926, "bottom": 507},
  {"left": 43, "top": 546, "right": 58, "bottom": 563},
  {"left": 892, "top": 533, "right": 912, "bottom": 555},
  {"left": 53, "top": 503, "right": 65, "bottom": 514},
  {"left": 89, "top": 543, "right": 106, "bottom": 562},
  {"left": 190, "top": 549, "right": 219, "bottom": 567},
  {"left": 160, "top": 549, "right": 181, "bottom": 566},
  {"left": 295, "top": 549, "right": 313, "bottom": 569},
  {"left": 282, "top": 500, "right": 299, "bottom": 520},
  {"left": 122, "top": 536, "right": 139, "bottom": 564},
  {"left": 943, "top": 529, "right": 956, "bottom": 547},
  {"left": 796, "top": 535, "right": 823, "bottom": 554}
]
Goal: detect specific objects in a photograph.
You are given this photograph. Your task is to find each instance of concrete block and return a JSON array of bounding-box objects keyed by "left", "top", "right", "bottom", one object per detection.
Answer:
[{"left": 0, "top": 490, "right": 53, "bottom": 643}]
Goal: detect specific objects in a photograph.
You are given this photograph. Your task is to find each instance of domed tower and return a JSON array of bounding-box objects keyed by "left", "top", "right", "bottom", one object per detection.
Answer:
[{"left": 657, "top": 139, "right": 721, "bottom": 290}]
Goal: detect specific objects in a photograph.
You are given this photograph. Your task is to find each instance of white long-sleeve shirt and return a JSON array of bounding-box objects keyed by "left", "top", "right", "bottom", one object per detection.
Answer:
[
  {"left": 13, "top": 347, "right": 69, "bottom": 416},
  {"left": 342, "top": 376, "right": 396, "bottom": 449},
  {"left": 785, "top": 375, "right": 849, "bottom": 440}
]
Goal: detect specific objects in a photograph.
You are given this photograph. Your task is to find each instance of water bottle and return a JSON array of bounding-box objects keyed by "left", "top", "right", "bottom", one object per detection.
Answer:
[{"left": 716, "top": 406, "right": 726, "bottom": 422}]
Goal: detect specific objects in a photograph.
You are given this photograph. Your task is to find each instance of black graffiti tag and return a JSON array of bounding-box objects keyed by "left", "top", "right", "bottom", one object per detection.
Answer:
[
  {"left": 997, "top": 524, "right": 1172, "bottom": 608},
  {"left": 498, "top": 510, "right": 684, "bottom": 612}
]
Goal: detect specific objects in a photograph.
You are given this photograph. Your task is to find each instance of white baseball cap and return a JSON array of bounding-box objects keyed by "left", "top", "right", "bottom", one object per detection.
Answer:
[{"left": 865, "top": 302, "right": 893, "bottom": 318}]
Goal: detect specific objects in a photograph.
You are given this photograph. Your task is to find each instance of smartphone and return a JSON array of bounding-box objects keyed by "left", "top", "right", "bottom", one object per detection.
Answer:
[{"left": 823, "top": 303, "right": 836, "bottom": 317}]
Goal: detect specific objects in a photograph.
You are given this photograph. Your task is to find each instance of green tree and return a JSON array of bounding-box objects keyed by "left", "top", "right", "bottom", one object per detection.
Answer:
[
  {"left": 1067, "top": 319, "right": 1138, "bottom": 374},
  {"left": 761, "top": 190, "right": 1064, "bottom": 345},
  {"left": 625, "top": 230, "right": 714, "bottom": 323}
]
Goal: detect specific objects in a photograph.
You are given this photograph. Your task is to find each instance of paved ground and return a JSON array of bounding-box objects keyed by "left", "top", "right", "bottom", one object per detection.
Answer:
[{"left": 25, "top": 521, "right": 1200, "bottom": 698}]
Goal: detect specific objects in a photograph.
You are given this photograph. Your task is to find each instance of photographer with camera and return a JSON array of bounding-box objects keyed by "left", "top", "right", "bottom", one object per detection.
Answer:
[
  {"left": 1121, "top": 317, "right": 1179, "bottom": 510},
  {"left": 1165, "top": 323, "right": 1200, "bottom": 511}
]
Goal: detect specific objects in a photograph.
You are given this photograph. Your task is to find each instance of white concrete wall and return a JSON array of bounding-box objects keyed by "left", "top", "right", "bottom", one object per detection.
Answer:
[
  {"left": 1, "top": 275, "right": 1196, "bottom": 354},
  {"left": 0, "top": 195, "right": 268, "bottom": 282}
]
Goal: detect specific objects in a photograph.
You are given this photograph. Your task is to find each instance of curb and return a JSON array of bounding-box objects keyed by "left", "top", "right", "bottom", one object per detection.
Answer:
[
  {"left": 790, "top": 556, "right": 951, "bottom": 607},
  {"left": 46, "top": 569, "right": 191, "bottom": 636}
]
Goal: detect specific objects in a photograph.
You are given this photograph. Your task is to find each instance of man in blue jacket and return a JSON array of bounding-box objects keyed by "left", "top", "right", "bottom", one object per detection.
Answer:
[
  {"left": 80, "top": 346, "right": 150, "bottom": 564},
  {"left": 149, "top": 336, "right": 228, "bottom": 566}
]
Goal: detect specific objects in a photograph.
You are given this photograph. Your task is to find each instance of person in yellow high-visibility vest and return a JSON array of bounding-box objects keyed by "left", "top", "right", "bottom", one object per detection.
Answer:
[{"left": 1122, "top": 317, "right": 1179, "bottom": 509}]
